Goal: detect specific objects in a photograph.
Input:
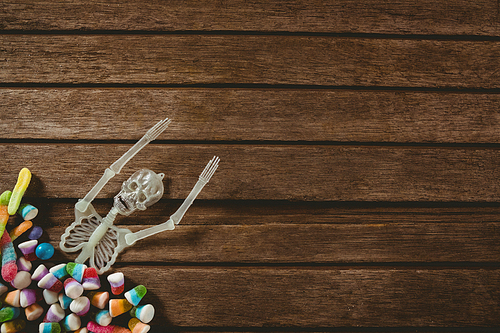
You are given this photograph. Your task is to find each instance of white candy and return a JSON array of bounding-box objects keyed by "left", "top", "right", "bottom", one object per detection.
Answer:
[
  {"left": 43, "top": 289, "right": 59, "bottom": 305},
  {"left": 45, "top": 303, "right": 65, "bottom": 322},
  {"left": 62, "top": 313, "right": 81, "bottom": 331},
  {"left": 32, "top": 264, "right": 49, "bottom": 281},
  {"left": 70, "top": 296, "right": 90, "bottom": 316},
  {"left": 11, "top": 271, "right": 31, "bottom": 289},
  {"left": 17, "top": 257, "right": 32, "bottom": 272}
]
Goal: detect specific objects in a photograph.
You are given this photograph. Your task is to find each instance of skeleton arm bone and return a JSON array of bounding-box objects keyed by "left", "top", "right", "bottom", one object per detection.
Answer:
[
  {"left": 123, "top": 181, "right": 205, "bottom": 245},
  {"left": 75, "top": 118, "right": 172, "bottom": 213},
  {"left": 124, "top": 156, "right": 219, "bottom": 246}
]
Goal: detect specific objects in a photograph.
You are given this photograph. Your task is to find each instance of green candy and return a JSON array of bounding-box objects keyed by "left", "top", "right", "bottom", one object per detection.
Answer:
[
  {"left": 0, "top": 306, "right": 20, "bottom": 322},
  {"left": 0, "top": 192, "right": 11, "bottom": 206}
]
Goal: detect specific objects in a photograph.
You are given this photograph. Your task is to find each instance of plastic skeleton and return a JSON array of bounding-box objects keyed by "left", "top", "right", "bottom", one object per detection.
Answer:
[{"left": 60, "top": 118, "right": 220, "bottom": 274}]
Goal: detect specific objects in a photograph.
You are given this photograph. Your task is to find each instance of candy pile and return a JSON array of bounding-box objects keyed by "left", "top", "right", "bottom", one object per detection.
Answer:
[{"left": 0, "top": 168, "right": 155, "bottom": 332}]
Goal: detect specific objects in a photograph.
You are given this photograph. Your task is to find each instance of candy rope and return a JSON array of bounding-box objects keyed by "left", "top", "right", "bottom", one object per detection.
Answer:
[{"left": 0, "top": 231, "right": 17, "bottom": 282}]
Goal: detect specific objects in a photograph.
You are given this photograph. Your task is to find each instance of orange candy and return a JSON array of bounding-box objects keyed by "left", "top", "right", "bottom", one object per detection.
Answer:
[{"left": 109, "top": 299, "right": 133, "bottom": 317}]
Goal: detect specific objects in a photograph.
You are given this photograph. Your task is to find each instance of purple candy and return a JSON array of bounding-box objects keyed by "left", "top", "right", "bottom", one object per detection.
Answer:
[
  {"left": 20, "top": 288, "right": 38, "bottom": 308},
  {"left": 45, "top": 303, "right": 65, "bottom": 322},
  {"left": 28, "top": 226, "right": 43, "bottom": 240},
  {"left": 32, "top": 264, "right": 49, "bottom": 282},
  {"left": 16, "top": 257, "right": 32, "bottom": 272}
]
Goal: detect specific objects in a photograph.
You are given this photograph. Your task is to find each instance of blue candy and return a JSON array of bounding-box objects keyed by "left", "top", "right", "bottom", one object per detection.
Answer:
[{"left": 35, "top": 243, "right": 54, "bottom": 260}]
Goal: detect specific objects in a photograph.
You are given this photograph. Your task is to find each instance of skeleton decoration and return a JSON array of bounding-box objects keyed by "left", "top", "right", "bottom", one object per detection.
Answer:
[
  {"left": 60, "top": 118, "right": 220, "bottom": 274},
  {"left": 114, "top": 169, "right": 165, "bottom": 216}
]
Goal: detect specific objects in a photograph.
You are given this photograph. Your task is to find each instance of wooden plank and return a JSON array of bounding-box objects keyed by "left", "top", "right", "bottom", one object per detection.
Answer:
[
  {"left": 103, "top": 266, "right": 500, "bottom": 327},
  {"left": 41, "top": 200, "right": 500, "bottom": 227},
  {"left": 1, "top": 36, "right": 499, "bottom": 88},
  {"left": 1, "top": 144, "right": 500, "bottom": 202},
  {"left": 0, "top": 0, "right": 498, "bottom": 36},
  {"left": 45, "top": 222, "right": 500, "bottom": 264},
  {"left": 23, "top": 201, "right": 500, "bottom": 264},
  {"left": 2, "top": 89, "right": 500, "bottom": 143}
]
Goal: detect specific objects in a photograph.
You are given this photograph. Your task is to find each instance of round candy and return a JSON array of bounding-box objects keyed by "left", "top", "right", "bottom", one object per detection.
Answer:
[
  {"left": 35, "top": 243, "right": 54, "bottom": 260},
  {"left": 28, "top": 226, "right": 43, "bottom": 240}
]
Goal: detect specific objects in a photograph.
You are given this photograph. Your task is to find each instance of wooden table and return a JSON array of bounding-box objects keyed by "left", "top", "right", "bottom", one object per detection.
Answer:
[{"left": 1, "top": 1, "right": 500, "bottom": 332}]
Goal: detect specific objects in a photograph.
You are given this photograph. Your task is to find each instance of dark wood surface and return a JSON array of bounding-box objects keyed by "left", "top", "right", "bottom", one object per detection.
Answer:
[{"left": 1, "top": 1, "right": 500, "bottom": 332}]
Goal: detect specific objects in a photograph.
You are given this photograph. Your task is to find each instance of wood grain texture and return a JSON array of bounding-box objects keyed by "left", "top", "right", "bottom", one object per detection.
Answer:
[
  {"left": 2, "top": 1, "right": 499, "bottom": 330},
  {"left": 21, "top": 201, "right": 500, "bottom": 264},
  {"left": 1, "top": 35, "right": 499, "bottom": 88},
  {"left": 2, "top": 89, "right": 500, "bottom": 143},
  {"left": 44, "top": 222, "right": 500, "bottom": 264},
  {"left": 0, "top": 0, "right": 499, "bottom": 36},
  {"left": 41, "top": 200, "right": 500, "bottom": 227},
  {"left": 1, "top": 144, "right": 499, "bottom": 202},
  {"left": 103, "top": 266, "right": 500, "bottom": 327}
]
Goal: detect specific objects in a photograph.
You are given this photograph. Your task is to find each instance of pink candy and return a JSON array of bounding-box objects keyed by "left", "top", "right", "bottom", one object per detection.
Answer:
[
  {"left": 107, "top": 272, "right": 124, "bottom": 295},
  {"left": 64, "top": 278, "right": 84, "bottom": 299}
]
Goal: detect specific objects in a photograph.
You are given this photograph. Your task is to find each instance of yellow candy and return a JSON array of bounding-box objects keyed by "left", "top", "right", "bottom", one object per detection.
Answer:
[
  {"left": 8, "top": 168, "right": 31, "bottom": 215},
  {"left": 0, "top": 318, "right": 25, "bottom": 333},
  {"left": 128, "top": 318, "right": 150, "bottom": 333}
]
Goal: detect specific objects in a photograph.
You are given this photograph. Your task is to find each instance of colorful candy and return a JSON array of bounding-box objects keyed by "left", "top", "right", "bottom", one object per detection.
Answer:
[
  {"left": 62, "top": 313, "right": 81, "bottom": 331},
  {"left": 1, "top": 319, "right": 25, "bottom": 333},
  {"left": 125, "top": 285, "right": 147, "bottom": 306},
  {"left": 10, "top": 271, "right": 31, "bottom": 289},
  {"left": 66, "top": 262, "right": 86, "bottom": 283},
  {"left": 18, "top": 239, "right": 38, "bottom": 261},
  {"left": 18, "top": 203, "right": 38, "bottom": 221},
  {"left": 58, "top": 293, "right": 72, "bottom": 309},
  {"left": 0, "top": 306, "right": 20, "bottom": 322},
  {"left": 109, "top": 299, "right": 133, "bottom": 317},
  {"left": 1, "top": 172, "right": 157, "bottom": 331},
  {"left": 82, "top": 267, "right": 100, "bottom": 290},
  {"left": 107, "top": 272, "right": 124, "bottom": 295},
  {"left": 44, "top": 303, "right": 65, "bottom": 322},
  {"left": 93, "top": 309, "right": 112, "bottom": 326},
  {"left": 130, "top": 304, "right": 155, "bottom": 324},
  {"left": 32, "top": 264, "right": 49, "bottom": 282},
  {"left": 128, "top": 318, "right": 150, "bottom": 333},
  {"left": 39, "top": 322, "right": 61, "bottom": 333},
  {"left": 16, "top": 257, "right": 32, "bottom": 272},
  {"left": 0, "top": 192, "right": 11, "bottom": 240},
  {"left": 9, "top": 220, "right": 33, "bottom": 242},
  {"left": 36, "top": 243, "right": 54, "bottom": 260},
  {"left": 25, "top": 303, "right": 44, "bottom": 321},
  {"left": 0, "top": 231, "right": 17, "bottom": 282},
  {"left": 49, "top": 264, "right": 68, "bottom": 280},
  {"left": 70, "top": 296, "right": 90, "bottom": 316},
  {"left": 8, "top": 168, "right": 31, "bottom": 215},
  {"left": 28, "top": 225, "right": 43, "bottom": 240},
  {"left": 3, "top": 290, "right": 20, "bottom": 308},
  {"left": 38, "top": 273, "right": 63, "bottom": 293},
  {"left": 87, "top": 321, "right": 131, "bottom": 333},
  {"left": 20, "top": 288, "right": 40, "bottom": 308},
  {"left": 88, "top": 291, "right": 109, "bottom": 309},
  {"left": 64, "top": 278, "right": 84, "bottom": 299}
]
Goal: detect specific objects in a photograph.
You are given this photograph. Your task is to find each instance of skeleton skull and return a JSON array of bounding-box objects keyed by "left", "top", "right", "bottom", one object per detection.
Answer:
[{"left": 113, "top": 169, "right": 165, "bottom": 215}]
